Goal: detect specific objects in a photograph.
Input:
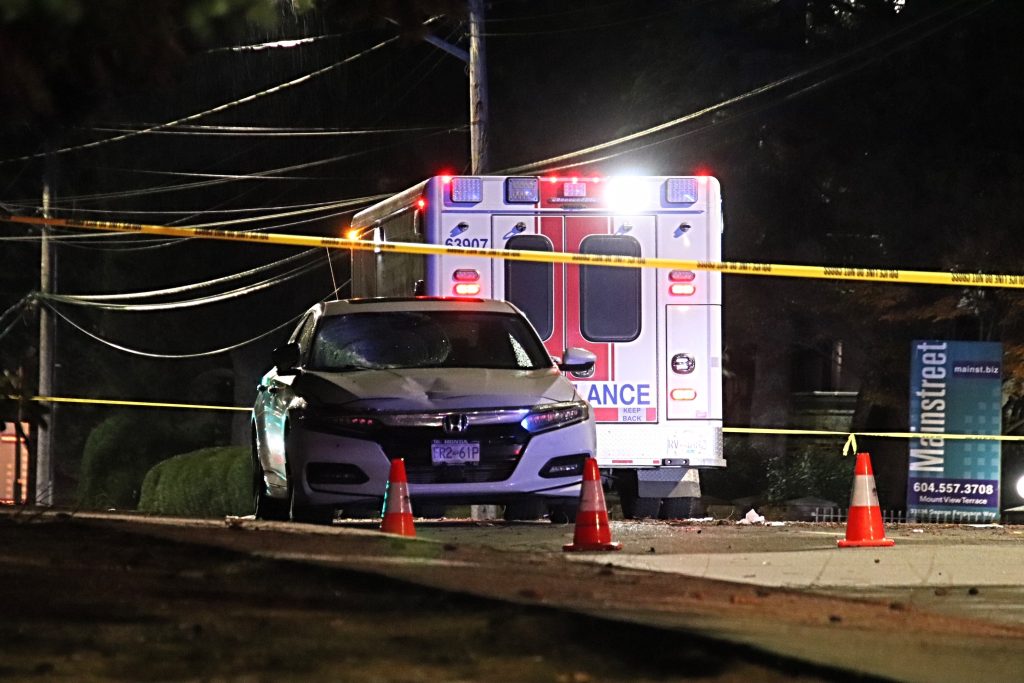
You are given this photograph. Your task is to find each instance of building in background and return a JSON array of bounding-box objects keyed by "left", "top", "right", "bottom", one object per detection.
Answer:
[{"left": 1, "top": 423, "right": 29, "bottom": 504}]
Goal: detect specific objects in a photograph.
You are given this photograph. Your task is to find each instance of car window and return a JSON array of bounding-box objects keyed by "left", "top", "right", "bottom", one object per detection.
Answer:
[{"left": 308, "top": 311, "right": 552, "bottom": 371}]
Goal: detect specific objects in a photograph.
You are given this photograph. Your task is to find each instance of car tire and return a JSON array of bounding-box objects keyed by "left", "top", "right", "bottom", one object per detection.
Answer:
[
  {"left": 614, "top": 470, "right": 662, "bottom": 519},
  {"left": 252, "top": 438, "right": 289, "bottom": 521},
  {"left": 547, "top": 501, "right": 578, "bottom": 524},
  {"left": 503, "top": 499, "right": 547, "bottom": 521},
  {"left": 289, "top": 486, "right": 335, "bottom": 525},
  {"left": 284, "top": 450, "right": 335, "bottom": 525},
  {"left": 659, "top": 496, "right": 703, "bottom": 520},
  {"left": 620, "top": 495, "right": 662, "bottom": 519}
]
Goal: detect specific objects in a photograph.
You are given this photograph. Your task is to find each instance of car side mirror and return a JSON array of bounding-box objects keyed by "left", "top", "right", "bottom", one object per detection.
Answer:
[
  {"left": 271, "top": 342, "right": 301, "bottom": 374},
  {"left": 558, "top": 347, "right": 596, "bottom": 374}
]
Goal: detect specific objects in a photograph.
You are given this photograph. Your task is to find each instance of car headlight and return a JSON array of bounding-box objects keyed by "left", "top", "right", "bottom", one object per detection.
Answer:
[{"left": 520, "top": 401, "right": 589, "bottom": 433}]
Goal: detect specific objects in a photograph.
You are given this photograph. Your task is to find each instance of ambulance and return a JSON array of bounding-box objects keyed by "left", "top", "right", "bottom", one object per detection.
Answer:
[{"left": 349, "top": 175, "right": 723, "bottom": 517}]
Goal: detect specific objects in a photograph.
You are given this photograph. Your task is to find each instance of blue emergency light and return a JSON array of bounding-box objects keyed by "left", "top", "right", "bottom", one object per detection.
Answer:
[
  {"left": 505, "top": 177, "right": 539, "bottom": 203},
  {"left": 450, "top": 176, "right": 483, "bottom": 203},
  {"left": 665, "top": 178, "right": 699, "bottom": 204}
]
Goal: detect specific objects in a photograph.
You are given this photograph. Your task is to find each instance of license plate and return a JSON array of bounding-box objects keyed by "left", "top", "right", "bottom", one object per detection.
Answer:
[{"left": 431, "top": 440, "right": 480, "bottom": 465}]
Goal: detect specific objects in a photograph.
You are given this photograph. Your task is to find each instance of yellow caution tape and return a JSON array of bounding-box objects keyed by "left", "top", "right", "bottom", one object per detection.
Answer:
[
  {"left": 17, "top": 395, "right": 1023, "bottom": 445},
  {"left": 723, "top": 426, "right": 1024, "bottom": 460},
  {"left": 7, "top": 214, "right": 1024, "bottom": 288},
  {"left": 28, "top": 395, "right": 250, "bottom": 412},
  {"left": 723, "top": 426, "right": 1024, "bottom": 442}
]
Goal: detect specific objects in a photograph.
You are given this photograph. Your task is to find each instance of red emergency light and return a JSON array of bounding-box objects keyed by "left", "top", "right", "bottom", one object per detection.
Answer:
[
  {"left": 544, "top": 176, "right": 602, "bottom": 183},
  {"left": 669, "top": 270, "right": 696, "bottom": 282},
  {"left": 452, "top": 269, "right": 480, "bottom": 282}
]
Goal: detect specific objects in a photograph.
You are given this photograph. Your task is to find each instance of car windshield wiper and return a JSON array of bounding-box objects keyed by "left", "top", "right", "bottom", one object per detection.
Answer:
[{"left": 322, "top": 364, "right": 373, "bottom": 372}]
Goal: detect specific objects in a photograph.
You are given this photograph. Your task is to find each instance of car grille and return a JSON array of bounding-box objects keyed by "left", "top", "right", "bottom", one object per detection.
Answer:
[
  {"left": 380, "top": 422, "right": 529, "bottom": 484},
  {"left": 301, "top": 408, "right": 534, "bottom": 484}
]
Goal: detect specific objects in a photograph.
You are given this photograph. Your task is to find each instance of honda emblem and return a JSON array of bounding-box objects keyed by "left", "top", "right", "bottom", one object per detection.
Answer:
[{"left": 443, "top": 413, "right": 470, "bottom": 434}]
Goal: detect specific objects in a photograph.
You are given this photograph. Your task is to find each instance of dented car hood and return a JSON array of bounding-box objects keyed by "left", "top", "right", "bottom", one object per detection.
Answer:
[{"left": 292, "top": 366, "right": 577, "bottom": 412}]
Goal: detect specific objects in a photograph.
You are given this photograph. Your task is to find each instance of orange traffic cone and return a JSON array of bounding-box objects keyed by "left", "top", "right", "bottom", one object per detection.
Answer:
[
  {"left": 838, "top": 452, "right": 894, "bottom": 548},
  {"left": 380, "top": 458, "right": 416, "bottom": 537},
  {"left": 564, "top": 458, "right": 621, "bottom": 552}
]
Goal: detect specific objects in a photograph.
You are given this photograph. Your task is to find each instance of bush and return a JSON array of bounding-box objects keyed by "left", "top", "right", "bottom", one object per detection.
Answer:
[
  {"left": 765, "top": 440, "right": 856, "bottom": 505},
  {"left": 701, "top": 435, "right": 770, "bottom": 502},
  {"left": 138, "top": 446, "right": 252, "bottom": 518},
  {"left": 77, "top": 411, "right": 225, "bottom": 510}
]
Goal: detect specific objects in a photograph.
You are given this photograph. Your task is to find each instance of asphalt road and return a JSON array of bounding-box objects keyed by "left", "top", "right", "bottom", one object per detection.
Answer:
[{"left": 3, "top": 509, "right": 1023, "bottom": 682}]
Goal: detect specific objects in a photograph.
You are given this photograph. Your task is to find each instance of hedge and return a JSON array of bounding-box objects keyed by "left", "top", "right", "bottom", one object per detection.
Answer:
[
  {"left": 138, "top": 446, "right": 252, "bottom": 518},
  {"left": 77, "top": 411, "right": 224, "bottom": 510}
]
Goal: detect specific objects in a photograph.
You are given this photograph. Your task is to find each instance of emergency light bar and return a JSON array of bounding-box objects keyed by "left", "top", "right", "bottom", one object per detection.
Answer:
[
  {"left": 665, "top": 178, "right": 699, "bottom": 204},
  {"left": 505, "top": 177, "right": 539, "bottom": 203},
  {"left": 449, "top": 176, "right": 483, "bottom": 203},
  {"left": 452, "top": 268, "right": 481, "bottom": 296}
]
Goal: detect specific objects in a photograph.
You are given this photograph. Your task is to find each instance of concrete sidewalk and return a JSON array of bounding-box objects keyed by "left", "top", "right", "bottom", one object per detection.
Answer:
[{"left": 574, "top": 543, "right": 1024, "bottom": 589}]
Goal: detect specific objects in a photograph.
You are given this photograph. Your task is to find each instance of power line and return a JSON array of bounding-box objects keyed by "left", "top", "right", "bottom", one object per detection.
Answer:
[
  {"left": 14, "top": 127, "right": 459, "bottom": 204},
  {"left": 64, "top": 249, "right": 320, "bottom": 300},
  {"left": 0, "top": 196, "right": 377, "bottom": 243},
  {"left": 0, "top": 299, "right": 31, "bottom": 343},
  {"left": 40, "top": 280, "right": 350, "bottom": 359},
  {"left": 2, "top": 198, "right": 356, "bottom": 217},
  {"left": 51, "top": 208, "right": 359, "bottom": 253},
  {"left": 40, "top": 254, "right": 329, "bottom": 311},
  {"left": 79, "top": 123, "right": 461, "bottom": 138},
  {"left": 0, "top": 19, "right": 445, "bottom": 166},
  {"left": 206, "top": 32, "right": 356, "bottom": 53},
  {"left": 500, "top": 0, "right": 992, "bottom": 175}
]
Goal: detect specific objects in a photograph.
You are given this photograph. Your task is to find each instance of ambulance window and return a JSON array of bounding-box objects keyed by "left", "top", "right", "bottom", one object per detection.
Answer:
[
  {"left": 504, "top": 234, "right": 553, "bottom": 340},
  {"left": 580, "top": 235, "right": 641, "bottom": 342}
]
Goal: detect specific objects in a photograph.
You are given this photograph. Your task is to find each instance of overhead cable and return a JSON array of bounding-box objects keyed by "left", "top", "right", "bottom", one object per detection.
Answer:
[
  {"left": 40, "top": 281, "right": 350, "bottom": 359},
  {"left": 0, "top": 18, "right": 444, "bottom": 166},
  {"left": 65, "top": 249, "right": 319, "bottom": 300},
  {"left": 1, "top": 197, "right": 356, "bottom": 217},
  {"left": 81, "top": 123, "right": 461, "bottom": 137},
  {"left": 178, "top": 196, "right": 377, "bottom": 229},
  {"left": 500, "top": 0, "right": 992, "bottom": 174},
  {"left": 53, "top": 208, "right": 357, "bottom": 253},
  {"left": 39, "top": 255, "right": 329, "bottom": 311},
  {"left": 18, "top": 127, "right": 456, "bottom": 204},
  {"left": 207, "top": 32, "right": 354, "bottom": 53},
  {"left": 0, "top": 197, "right": 376, "bottom": 246}
]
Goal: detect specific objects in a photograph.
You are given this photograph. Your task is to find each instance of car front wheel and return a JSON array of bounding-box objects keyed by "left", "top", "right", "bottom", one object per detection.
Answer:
[
  {"left": 252, "top": 436, "right": 289, "bottom": 521},
  {"left": 287, "top": 465, "right": 335, "bottom": 525}
]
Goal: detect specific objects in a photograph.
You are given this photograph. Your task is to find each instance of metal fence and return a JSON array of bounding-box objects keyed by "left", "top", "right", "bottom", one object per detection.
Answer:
[{"left": 812, "top": 507, "right": 907, "bottom": 524}]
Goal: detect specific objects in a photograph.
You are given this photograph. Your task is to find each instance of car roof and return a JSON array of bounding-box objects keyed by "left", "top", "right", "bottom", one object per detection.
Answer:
[{"left": 320, "top": 297, "right": 518, "bottom": 316}]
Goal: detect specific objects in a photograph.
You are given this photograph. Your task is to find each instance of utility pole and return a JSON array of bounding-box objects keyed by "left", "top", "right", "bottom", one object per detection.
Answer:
[
  {"left": 467, "top": 0, "right": 489, "bottom": 174},
  {"left": 396, "top": 4, "right": 489, "bottom": 173},
  {"left": 36, "top": 162, "right": 55, "bottom": 506}
]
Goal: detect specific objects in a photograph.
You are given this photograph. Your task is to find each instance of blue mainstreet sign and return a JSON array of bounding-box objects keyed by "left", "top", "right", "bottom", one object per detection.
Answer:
[{"left": 907, "top": 340, "right": 1002, "bottom": 522}]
